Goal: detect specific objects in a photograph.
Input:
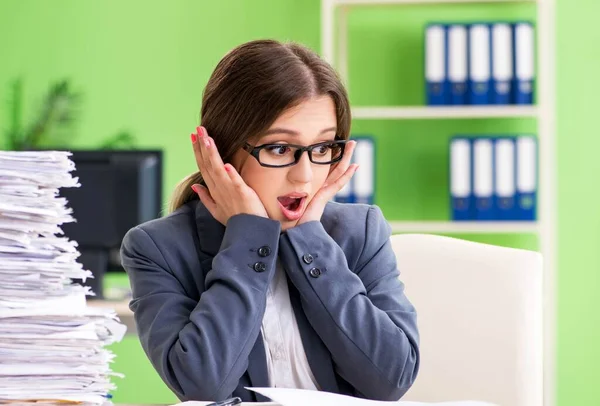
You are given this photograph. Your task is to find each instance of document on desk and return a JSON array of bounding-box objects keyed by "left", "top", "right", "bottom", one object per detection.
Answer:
[
  {"left": 247, "top": 388, "right": 499, "bottom": 406},
  {"left": 173, "top": 388, "right": 498, "bottom": 406},
  {"left": 176, "top": 403, "right": 277, "bottom": 406},
  {"left": 0, "top": 151, "right": 126, "bottom": 406}
]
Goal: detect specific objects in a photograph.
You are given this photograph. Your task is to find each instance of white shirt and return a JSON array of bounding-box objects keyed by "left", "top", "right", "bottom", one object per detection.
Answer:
[{"left": 260, "top": 259, "right": 320, "bottom": 390}]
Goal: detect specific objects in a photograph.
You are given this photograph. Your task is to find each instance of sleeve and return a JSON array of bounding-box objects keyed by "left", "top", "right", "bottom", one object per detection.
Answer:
[
  {"left": 280, "top": 206, "right": 420, "bottom": 401},
  {"left": 120, "top": 214, "right": 281, "bottom": 401}
]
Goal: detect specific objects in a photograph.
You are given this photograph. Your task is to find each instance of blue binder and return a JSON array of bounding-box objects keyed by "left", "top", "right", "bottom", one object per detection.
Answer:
[
  {"left": 513, "top": 22, "right": 535, "bottom": 104},
  {"left": 450, "top": 137, "right": 472, "bottom": 220},
  {"left": 515, "top": 135, "right": 537, "bottom": 220},
  {"left": 448, "top": 24, "right": 468, "bottom": 105},
  {"left": 468, "top": 23, "right": 492, "bottom": 105},
  {"left": 352, "top": 136, "right": 376, "bottom": 205},
  {"left": 491, "top": 23, "right": 514, "bottom": 105},
  {"left": 493, "top": 137, "right": 517, "bottom": 220},
  {"left": 472, "top": 137, "right": 496, "bottom": 220},
  {"left": 425, "top": 24, "right": 449, "bottom": 105}
]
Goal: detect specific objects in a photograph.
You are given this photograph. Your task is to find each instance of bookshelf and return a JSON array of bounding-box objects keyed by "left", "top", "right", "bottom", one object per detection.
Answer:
[
  {"left": 389, "top": 220, "right": 538, "bottom": 233},
  {"left": 334, "top": 0, "right": 537, "bottom": 4},
  {"left": 321, "top": 1, "right": 556, "bottom": 406},
  {"left": 352, "top": 105, "right": 538, "bottom": 119}
]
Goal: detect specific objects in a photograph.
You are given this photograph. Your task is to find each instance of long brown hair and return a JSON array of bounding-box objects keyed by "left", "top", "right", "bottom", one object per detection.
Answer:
[{"left": 168, "top": 39, "right": 351, "bottom": 213}]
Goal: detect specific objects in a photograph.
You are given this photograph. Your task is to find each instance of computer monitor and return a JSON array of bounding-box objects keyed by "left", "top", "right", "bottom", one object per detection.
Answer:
[{"left": 60, "top": 149, "right": 163, "bottom": 299}]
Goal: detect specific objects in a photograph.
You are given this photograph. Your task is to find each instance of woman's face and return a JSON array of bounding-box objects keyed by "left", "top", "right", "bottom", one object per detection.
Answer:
[{"left": 231, "top": 95, "right": 338, "bottom": 231}]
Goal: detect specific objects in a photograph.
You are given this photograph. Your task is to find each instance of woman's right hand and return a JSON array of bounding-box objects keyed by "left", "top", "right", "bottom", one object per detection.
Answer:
[{"left": 190, "top": 126, "right": 268, "bottom": 225}]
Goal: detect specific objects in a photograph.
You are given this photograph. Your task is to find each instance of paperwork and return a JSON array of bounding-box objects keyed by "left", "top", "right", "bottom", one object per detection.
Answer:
[
  {"left": 247, "top": 388, "right": 499, "bottom": 406},
  {"left": 172, "top": 388, "right": 499, "bottom": 406},
  {"left": 0, "top": 151, "right": 126, "bottom": 406}
]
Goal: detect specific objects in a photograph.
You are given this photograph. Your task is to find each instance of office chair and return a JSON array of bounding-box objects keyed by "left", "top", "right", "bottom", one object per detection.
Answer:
[{"left": 390, "top": 233, "right": 543, "bottom": 406}]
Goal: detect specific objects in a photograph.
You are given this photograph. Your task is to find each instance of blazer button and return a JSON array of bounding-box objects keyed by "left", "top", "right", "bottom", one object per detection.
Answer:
[
  {"left": 302, "top": 253, "right": 313, "bottom": 264},
  {"left": 309, "top": 267, "right": 321, "bottom": 278},
  {"left": 253, "top": 262, "right": 267, "bottom": 273},
  {"left": 257, "top": 245, "right": 271, "bottom": 257}
]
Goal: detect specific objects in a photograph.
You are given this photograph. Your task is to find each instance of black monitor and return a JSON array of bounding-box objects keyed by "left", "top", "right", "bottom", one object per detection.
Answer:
[{"left": 60, "top": 150, "right": 163, "bottom": 299}]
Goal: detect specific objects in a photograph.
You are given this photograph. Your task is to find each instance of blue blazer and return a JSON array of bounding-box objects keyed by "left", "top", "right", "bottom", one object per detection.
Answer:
[{"left": 120, "top": 199, "right": 420, "bottom": 403}]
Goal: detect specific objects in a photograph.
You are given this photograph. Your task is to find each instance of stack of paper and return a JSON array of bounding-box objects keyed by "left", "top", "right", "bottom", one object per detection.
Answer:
[{"left": 0, "top": 151, "right": 126, "bottom": 406}]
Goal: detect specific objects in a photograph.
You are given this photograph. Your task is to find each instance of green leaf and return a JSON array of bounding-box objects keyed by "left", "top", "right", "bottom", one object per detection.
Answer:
[
  {"left": 3, "top": 78, "right": 137, "bottom": 151},
  {"left": 5, "top": 78, "right": 24, "bottom": 150},
  {"left": 98, "top": 130, "right": 137, "bottom": 149},
  {"left": 24, "top": 79, "right": 82, "bottom": 148}
]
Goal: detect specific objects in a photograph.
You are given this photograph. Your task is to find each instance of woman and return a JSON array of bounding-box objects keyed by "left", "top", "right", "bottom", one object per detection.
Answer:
[{"left": 120, "top": 39, "right": 419, "bottom": 403}]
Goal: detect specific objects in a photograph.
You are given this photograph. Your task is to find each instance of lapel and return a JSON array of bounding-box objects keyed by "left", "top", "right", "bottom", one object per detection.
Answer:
[
  {"left": 246, "top": 333, "right": 272, "bottom": 402},
  {"left": 286, "top": 273, "right": 340, "bottom": 393},
  {"left": 194, "top": 200, "right": 225, "bottom": 284},
  {"left": 194, "top": 200, "right": 224, "bottom": 255},
  {"left": 194, "top": 200, "right": 271, "bottom": 400}
]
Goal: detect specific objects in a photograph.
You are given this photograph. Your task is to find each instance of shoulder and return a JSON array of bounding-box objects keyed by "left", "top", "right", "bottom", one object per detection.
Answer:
[
  {"left": 120, "top": 201, "right": 198, "bottom": 264},
  {"left": 138, "top": 202, "right": 195, "bottom": 239},
  {"left": 322, "top": 201, "right": 390, "bottom": 235},
  {"left": 321, "top": 201, "right": 391, "bottom": 254}
]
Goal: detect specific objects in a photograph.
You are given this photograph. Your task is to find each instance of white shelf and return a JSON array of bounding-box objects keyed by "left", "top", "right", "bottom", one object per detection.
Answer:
[
  {"left": 352, "top": 105, "right": 538, "bottom": 119},
  {"left": 334, "top": 0, "right": 536, "bottom": 6},
  {"left": 389, "top": 221, "right": 539, "bottom": 234},
  {"left": 323, "top": 0, "right": 556, "bottom": 404}
]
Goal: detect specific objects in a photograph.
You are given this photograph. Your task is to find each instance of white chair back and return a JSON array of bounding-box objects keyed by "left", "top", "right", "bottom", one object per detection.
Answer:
[{"left": 390, "top": 233, "right": 543, "bottom": 406}]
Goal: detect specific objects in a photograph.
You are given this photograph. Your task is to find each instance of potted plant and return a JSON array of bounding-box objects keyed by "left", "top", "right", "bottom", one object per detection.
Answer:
[{"left": 3, "top": 78, "right": 136, "bottom": 151}]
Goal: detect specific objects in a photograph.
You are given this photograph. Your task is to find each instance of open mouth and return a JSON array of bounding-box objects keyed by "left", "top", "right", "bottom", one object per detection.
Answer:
[{"left": 277, "top": 194, "right": 307, "bottom": 221}]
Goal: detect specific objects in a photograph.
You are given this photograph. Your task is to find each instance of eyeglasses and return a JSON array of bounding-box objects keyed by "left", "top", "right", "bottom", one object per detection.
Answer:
[{"left": 242, "top": 140, "right": 347, "bottom": 168}]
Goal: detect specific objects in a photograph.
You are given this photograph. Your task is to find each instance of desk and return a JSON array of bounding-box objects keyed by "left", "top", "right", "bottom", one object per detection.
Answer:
[
  {"left": 115, "top": 404, "right": 277, "bottom": 406},
  {"left": 87, "top": 299, "right": 136, "bottom": 335}
]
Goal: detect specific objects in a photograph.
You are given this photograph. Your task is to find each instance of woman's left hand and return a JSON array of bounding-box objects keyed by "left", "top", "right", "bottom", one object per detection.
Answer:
[{"left": 296, "top": 140, "right": 359, "bottom": 226}]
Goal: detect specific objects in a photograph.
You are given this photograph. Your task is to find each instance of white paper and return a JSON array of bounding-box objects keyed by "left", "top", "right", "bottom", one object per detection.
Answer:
[
  {"left": 173, "top": 402, "right": 278, "bottom": 406},
  {"left": 0, "top": 151, "right": 125, "bottom": 406},
  {"left": 246, "top": 388, "right": 499, "bottom": 406}
]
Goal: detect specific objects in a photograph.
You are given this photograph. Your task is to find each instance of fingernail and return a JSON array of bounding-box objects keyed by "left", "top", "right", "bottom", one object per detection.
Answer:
[
  {"left": 196, "top": 126, "right": 203, "bottom": 137},
  {"left": 191, "top": 133, "right": 197, "bottom": 143},
  {"left": 191, "top": 185, "right": 199, "bottom": 194},
  {"left": 224, "top": 164, "right": 230, "bottom": 172}
]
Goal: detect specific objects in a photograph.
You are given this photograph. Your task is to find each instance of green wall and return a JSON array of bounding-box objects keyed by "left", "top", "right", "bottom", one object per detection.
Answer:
[{"left": 0, "top": 0, "right": 597, "bottom": 405}]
